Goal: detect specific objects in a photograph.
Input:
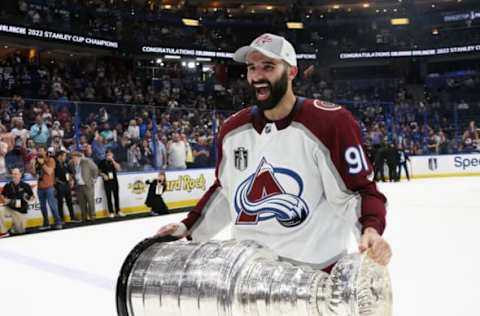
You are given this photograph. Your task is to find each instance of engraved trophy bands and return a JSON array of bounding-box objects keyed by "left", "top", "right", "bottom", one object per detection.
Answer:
[{"left": 116, "top": 237, "right": 392, "bottom": 316}]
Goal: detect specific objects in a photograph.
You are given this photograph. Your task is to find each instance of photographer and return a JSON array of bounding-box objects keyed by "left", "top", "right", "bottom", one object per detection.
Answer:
[
  {"left": 0, "top": 168, "right": 35, "bottom": 237},
  {"left": 32, "top": 145, "right": 62, "bottom": 230}
]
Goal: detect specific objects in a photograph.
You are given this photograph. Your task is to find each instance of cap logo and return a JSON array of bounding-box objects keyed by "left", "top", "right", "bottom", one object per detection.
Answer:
[{"left": 254, "top": 34, "right": 273, "bottom": 46}]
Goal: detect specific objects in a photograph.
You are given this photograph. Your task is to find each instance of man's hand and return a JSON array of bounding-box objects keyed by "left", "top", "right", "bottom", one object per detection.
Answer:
[
  {"left": 157, "top": 222, "right": 188, "bottom": 238},
  {"left": 359, "top": 227, "right": 392, "bottom": 266}
]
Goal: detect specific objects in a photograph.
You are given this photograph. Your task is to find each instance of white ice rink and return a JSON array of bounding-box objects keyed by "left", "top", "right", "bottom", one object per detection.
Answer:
[{"left": 0, "top": 176, "right": 479, "bottom": 316}]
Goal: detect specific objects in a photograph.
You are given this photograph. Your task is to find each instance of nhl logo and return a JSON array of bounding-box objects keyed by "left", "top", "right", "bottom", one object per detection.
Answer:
[{"left": 234, "top": 147, "right": 248, "bottom": 171}]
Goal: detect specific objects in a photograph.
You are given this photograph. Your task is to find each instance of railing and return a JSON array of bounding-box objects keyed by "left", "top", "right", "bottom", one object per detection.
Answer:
[
  {"left": 0, "top": 96, "right": 477, "bottom": 181},
  {"left": 337, "top": 99, "right": 479, "bottom": 155},
  {"left": 0, "top": 97, "right": 237, "bottom": 181}
]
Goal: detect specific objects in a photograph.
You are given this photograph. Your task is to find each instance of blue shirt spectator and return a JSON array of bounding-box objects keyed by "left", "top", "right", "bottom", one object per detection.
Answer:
[
  {"left": 191, "top": 136, "right": 211, "bottom": 168},
  {"left": 92, "top": 133, "right": 108, "bottom": 163},
  {"left": 29, "top": 115, "right": 49, "bottom": 145},
  {"left": 151, "top": 135, "right": 167, "bottom": 169},
  {"left": 138, "top": 118, "right": 147, "bottom": 139}
]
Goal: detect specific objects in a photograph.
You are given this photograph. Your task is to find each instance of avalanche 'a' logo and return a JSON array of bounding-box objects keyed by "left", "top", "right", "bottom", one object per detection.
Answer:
[{"left": 234, "top": 158, "right": 310, "bottom": 227}]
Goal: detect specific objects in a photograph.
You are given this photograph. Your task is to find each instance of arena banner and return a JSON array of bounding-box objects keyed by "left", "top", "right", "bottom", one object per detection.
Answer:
[
  {"left": 118, "top": 168, "right": 214, "bottom": 213},
  {"left": 443, "top": 10, "right": 480, "bottom": 22},
  {"left": 410, "top": 153, "right": 480, "bottom": 178},
  {"left": 141, "top": 46, "right": 317, "bottom": 60},
  {"left": 339, "top": 44, "right": 480, "bottom": 60},
  {"left": 0, "top": 23, "right": 118, "bottom": 49},
  {"left": 0, "top": 168, "right": 215, "bottom": 229}
]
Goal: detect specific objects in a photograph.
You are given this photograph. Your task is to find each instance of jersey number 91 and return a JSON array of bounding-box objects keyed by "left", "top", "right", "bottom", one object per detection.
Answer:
[{"left": 345, "top": 145, "right": 369, "bottom": 174}]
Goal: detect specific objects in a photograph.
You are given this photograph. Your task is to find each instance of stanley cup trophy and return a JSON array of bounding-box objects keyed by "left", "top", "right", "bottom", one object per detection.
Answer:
[{"left": 117, "top": 236, "right": 392, "bottom": 316}]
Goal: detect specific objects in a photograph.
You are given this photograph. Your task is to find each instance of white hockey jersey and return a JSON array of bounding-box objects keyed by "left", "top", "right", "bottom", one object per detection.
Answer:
[{"left": 182, "top": 97, "right": 387, "bottom": 268}]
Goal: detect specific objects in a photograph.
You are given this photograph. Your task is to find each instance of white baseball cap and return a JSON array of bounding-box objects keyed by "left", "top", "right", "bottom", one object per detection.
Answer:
[{"left": 233, "top": 33, "right": 297, "bottom": 67}]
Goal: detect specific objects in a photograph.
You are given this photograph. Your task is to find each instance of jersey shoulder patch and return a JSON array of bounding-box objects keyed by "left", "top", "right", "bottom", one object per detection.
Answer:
[{"left": 313, "top": 99, "right": 342, "bottom": 111}]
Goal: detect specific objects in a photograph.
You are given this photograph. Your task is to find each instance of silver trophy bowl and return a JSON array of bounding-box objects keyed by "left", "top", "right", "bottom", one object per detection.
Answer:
[{"left": 116, "top": 237, "right": 392, "bottom": 316}]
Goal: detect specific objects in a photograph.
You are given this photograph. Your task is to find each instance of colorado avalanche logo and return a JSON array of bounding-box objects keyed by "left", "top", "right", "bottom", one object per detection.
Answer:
[{"left": 234, "top": 158, "right": 310, "bottom": 227}]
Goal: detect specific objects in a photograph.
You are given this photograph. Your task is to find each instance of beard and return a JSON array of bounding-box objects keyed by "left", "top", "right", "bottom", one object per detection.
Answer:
[{"left": 250, "top": 70, "right": 289, "bottom": 111}]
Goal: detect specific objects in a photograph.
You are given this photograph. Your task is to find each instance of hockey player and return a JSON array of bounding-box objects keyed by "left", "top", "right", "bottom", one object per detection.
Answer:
[{"left": 158, "top": 34, "right": 392, "bottom": 267}]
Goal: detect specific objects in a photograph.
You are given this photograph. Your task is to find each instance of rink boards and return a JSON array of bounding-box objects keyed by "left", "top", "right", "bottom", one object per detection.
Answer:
[
  {"left": 0, "top": 168, "right": 215, "bottom": 228},
  {"left": 409, "top": 153, "right": 480, "bottom": 178},
  {"left": 1, "top": 153, "right": 479, "bottom": 228}
]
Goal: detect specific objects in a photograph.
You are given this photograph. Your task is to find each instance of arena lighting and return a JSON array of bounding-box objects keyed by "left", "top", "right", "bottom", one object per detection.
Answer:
[
  {"left": 432, "top": 28, "right": 439, "bottom": 35},
  {"left": 156, "top": 58, "right": 162, "bottom": 64},
  {"left": 181, "top": 61, "right": 187, "bottom": 67},
  {"left": 391, "top": 18, "right": 409, "bottom": 25},
  {"left": 286, "top": 22, "right": 304, "bottom": 29},
  {"left": 164, "top": 55, "right": 181, "bottom": 59},
  {"left": 182, "top": 18, "right": 199, "bottom": 26},
  {"left": 29, "top": 48, "right": 36, "bottom": 60},
  {"left": 266, "top": 5, "right": 273, "bottom": 10},
  {"left": 363, "top": 3, "right": 370, "bottom": 8},
  {"left": 187, "top": 61, "right": 196, "bottom": 68},
  {"left": 333, "top": 5, "right": 340, "bottom": 9},
  {"left": 163, "top": 5, "right": 172, "bottom": 9}
]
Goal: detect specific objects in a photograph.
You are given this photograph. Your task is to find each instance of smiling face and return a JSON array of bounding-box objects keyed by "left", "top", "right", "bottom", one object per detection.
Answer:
[{"left": 246, "top": 51, "right": 293, "bottom": 111}]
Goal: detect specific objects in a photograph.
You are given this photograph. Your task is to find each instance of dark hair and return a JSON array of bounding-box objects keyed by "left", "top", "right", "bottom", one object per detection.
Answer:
[
  {"left": 56, "top": 150, "right": 67, "bottom": 158},
  {"left": 159, "top": 171, "right": 167, "bottom": 185}
]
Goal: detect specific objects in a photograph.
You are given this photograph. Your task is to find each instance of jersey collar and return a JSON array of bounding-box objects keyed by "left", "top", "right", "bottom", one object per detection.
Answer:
[{"left": 252, "top": 96, "right": 305, "bottom": 134}]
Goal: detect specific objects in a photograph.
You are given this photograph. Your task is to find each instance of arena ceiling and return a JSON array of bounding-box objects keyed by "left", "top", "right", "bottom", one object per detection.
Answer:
[
  {"left": 149, "top": 0, "right": 474, "bottom": 12},
  {"left": 122, "top": 0, "right": 477, "bottom": 18}
]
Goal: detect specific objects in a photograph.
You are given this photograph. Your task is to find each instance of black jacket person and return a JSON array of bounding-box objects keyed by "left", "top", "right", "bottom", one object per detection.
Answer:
[
  {"left": 98, "top": 149, "right": 122, "bottom": 217},
  {"left": 145, "top": 171, "right": 169, "bottom": 215}
]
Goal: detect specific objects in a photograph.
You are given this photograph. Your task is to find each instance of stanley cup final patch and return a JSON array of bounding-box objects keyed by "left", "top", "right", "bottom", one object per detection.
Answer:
[{"left": 234, "top": 147, "right": 248, "bottom": 171}]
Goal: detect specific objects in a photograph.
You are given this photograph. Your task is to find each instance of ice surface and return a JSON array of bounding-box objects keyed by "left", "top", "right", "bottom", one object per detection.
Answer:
[{"left": 0, "top": 177, "right": 479, "bottom": 316}]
